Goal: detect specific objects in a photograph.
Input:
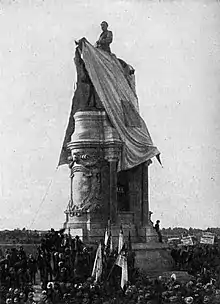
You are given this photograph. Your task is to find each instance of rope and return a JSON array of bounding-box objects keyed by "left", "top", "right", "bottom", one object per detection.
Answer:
[{"left": 28, "top": 167, "right": 58, "bottom": 230}]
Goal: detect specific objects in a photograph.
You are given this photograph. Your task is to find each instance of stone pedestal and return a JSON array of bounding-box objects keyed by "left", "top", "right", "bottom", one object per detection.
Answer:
[
  {"left": 132, "top": 243, "right": 173, "bottom": 274},
  {"left": 145, "top": 225, "right": 159, "bottom": 242},
  {"left": 63, "top": 109, "right": 172, "bottom": 273},
  {"left": 64, "top": 211, "right": 107, "bottom": 242}
]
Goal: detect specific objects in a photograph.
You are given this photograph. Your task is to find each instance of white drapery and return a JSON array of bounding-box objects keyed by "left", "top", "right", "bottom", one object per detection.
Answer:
[{"left": 80, "top": 38, "right": 160, "bottom": 171}]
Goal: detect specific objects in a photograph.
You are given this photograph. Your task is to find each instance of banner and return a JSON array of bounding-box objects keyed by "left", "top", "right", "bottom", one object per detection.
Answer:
[
  {"left": 181, "top": 236, "right": 194, "bottom": 246},
  {"left": 104, "top": 228, "right": 108, "bottom": 247},
  {"left": 116, "top": 253, "right": 128, "bottom": 289},
  {"left": 104, "top": 231, "right": 113, "bottom": 256},
  {"left": 200, "top": 233, "right": 215, "bottom": 245},
  {"left": 118, "top": 226, "right": 124, "bottom": 253},
  {"left": 104, "top": 220, "right": 113, "bottom": 255},
  {"left": 92, "top": 243, "right": 103, "bottom": 282}
]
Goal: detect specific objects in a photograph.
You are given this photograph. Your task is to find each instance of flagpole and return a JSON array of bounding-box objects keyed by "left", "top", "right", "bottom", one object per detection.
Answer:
[
  {"left": 106, "top": 255, "right": 117, "bottom": 281},
  {"left": 106, "top": 246, "right": 124, "bottom": 281}
]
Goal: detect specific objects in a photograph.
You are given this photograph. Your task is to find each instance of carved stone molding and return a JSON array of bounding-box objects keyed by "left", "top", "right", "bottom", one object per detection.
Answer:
[
  {"left": 65, "top": 110, "right": 122, "bottom": 218},
  {"left": 104, "top": 144, "right": 122, "bottom": 163},
  {"left": 68, "top": 150, "right": 103, "bottom": 217}
]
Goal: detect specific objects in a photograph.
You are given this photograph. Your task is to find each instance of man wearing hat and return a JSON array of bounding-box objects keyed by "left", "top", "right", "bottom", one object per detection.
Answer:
[{"left": 95, "top": 21, "right": 113, "bottom": 53}]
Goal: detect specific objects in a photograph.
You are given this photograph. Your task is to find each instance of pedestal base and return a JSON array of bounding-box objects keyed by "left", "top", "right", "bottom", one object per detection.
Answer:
[
  {"left": 132, "top": 243, "right": 174, "bottom": 274},
  {"left": 64, "top": 212, "right": 106, "bottom": 243},
  {"left": 138, "top": 224, "right": 159, "bottom": 243},
  {"left": 64, "top": 213, "right": 162, "bottom": 244},
  {"left": 64, "top": 214, "right": 173, "bottom": 274}
]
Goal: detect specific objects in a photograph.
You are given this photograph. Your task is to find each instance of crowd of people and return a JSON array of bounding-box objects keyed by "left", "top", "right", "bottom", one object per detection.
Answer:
[
  {"left": 1, "top": 228, "right": 220, "bottom": 303},
  {"left": 170, "top": 243, "right": 220, "bottom": 276},
  {"left": 0, "top": 246, "right": 38, "bottom": 303}
]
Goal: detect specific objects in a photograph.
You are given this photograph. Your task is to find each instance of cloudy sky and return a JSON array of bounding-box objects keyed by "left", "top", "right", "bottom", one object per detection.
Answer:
[{"left": 0, "top": 0, "right": 220, "bottom": 230}]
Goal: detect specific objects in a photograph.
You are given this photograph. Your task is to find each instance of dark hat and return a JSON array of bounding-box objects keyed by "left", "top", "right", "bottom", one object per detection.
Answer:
[{"left": 101, "top": 21, "right": 108, "bottom": 27}]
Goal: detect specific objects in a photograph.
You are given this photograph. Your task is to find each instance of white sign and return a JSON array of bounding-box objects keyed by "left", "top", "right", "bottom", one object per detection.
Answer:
[
  {"left": 69, "top": 228, "right": 83, "bottom": 240},
  {"left": 181, "top": 236, "right": 193, "bottom": 246},
  {"left": 200, "top": 233, "right": 215, "bottom": 245}
]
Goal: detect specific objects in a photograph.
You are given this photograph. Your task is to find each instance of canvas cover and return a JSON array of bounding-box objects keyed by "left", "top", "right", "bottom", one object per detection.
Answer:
[{"left": 59, "top": 38, "right": 160, "bottom": 170}]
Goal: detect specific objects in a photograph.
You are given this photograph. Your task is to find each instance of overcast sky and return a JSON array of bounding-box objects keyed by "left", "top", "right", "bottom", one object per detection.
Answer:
[{"left": 0, "top": 0, "right": 220, "bottom": 230}]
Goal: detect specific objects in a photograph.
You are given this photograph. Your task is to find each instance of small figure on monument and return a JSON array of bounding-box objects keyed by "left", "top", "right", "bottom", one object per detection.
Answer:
[
  {"left": 148, "top": 211, "right": 154, "bottom": 226},
  {"left": 154, "top": 220, "right": 163, "bottom": 243},
  {"left": 95, "top": 21, "right": 113, "bottom": 53}
]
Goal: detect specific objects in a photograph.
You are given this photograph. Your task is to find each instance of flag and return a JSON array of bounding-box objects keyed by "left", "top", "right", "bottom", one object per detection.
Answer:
[
  {"left": 105, "top": 219, "right": 111, "bottom": 246},
  {"left": 104, "top": 220, "right": 113, "bottom": 255},
  {"left": 108, "top": 219, "right": 113, "bottom": 252},
  {"left": 115, "top": 253, "right": 128, "bottom": 289},
  {"left": 104, "top": 227, "right": 108, "bottom": 247},
  {"left": 118, "top": 226, "right": 124, "bottom": 253},
  {"left": 105, "top": 231, "right": 113, "bottom": 256},
  {"left": 92, "top": 243, "right": 103, "bottom": 282},
  {"left": 110, "top": 234, "right": 113, "bottom": 252}
]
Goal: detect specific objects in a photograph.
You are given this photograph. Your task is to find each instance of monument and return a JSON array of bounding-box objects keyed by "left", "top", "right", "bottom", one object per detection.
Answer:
[{"left": 59, "top": 33, "right": 172, "bottom": 272}]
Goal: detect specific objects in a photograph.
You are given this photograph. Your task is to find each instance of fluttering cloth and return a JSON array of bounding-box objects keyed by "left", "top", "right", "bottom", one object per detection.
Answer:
[{"left": 59, "top": 38, "right": 160, "bottom": 171}]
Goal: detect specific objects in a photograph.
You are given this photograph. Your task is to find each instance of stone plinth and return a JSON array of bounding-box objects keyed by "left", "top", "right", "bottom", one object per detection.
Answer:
[
  {"left": 137, "top": 225, "right": 159, "bottom": 243},
  {"left": 65, "top": 212, "right": 107, "bottom": 242},
  {"left": 117, "top": 211, "right": 135, "bottom": 225},
  {"left": 64, "top": 213, "right": 87, "bottom": 239},
  {"left": 132, "top": 243, "right": 174, "bottom": 273}
]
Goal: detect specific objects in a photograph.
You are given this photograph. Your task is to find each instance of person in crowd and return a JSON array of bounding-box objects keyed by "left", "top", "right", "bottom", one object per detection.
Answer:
[
  {"left": 154, "top": 220, "right": 163, "bottom": 243},
  {"left": 27, "top": 254, "right": 38, "bottom": 285}
]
